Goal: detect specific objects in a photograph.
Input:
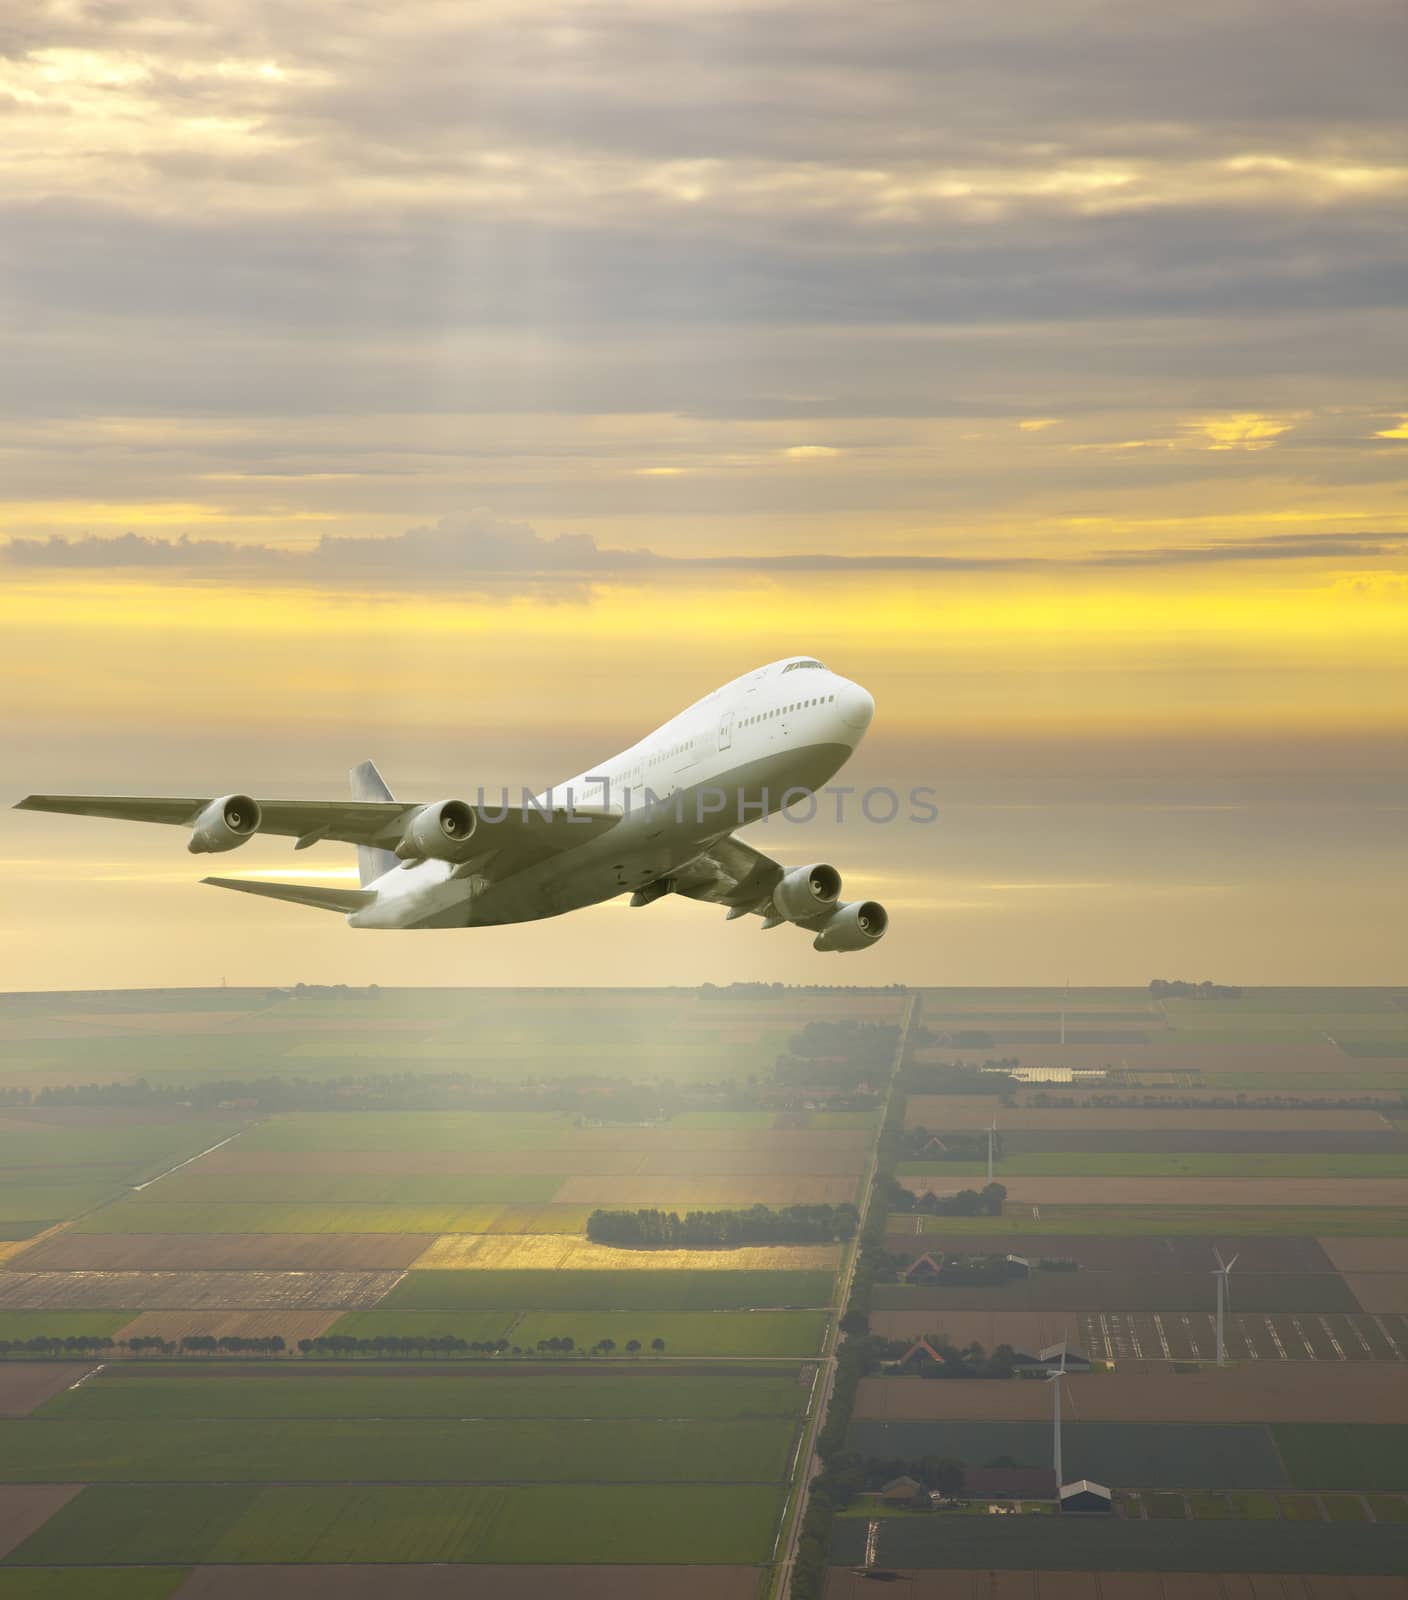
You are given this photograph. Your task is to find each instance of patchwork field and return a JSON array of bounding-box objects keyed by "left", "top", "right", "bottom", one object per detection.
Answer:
[
  {"left": 902, "top": 1177, "right": 1408, "bottom": 1206},
  {"left": 906, "top": 1103, "right": 1393, "bottom": 1132},
  {"left": 0, "top": 1270, "right": 403, "bottom": 1311},
  {"left": 5, "top": 983, "right": 1406, "bottom": 1593},
  {"left": 5, "top": 1482, "right": 785, "bottom": 1565},
  {"left": 825, "top": 1573, "right": 1408, "bottom": 1599},
  {"left": 35, "top": 1368, "right": 810, "bottom": 1421},
  {"left": 409, "top": 1235, "right": 841, "bottom": 1271},
  {"left": 376, "top": 1268, "right": 834, "bottom": 1310},
  {"left": 854, "top": 1366, "right": 1408, "bottom": 1423},
  {"left": 15, "top": 1233, "right": 429, "bottom": 1269}
]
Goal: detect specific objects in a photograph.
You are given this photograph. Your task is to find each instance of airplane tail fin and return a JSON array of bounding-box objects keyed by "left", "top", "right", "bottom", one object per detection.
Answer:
[{"left": 350, "top": 760, "right": 399, "bottom": 887}]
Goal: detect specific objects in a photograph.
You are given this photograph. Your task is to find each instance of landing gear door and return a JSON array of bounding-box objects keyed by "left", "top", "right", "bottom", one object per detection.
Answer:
[{"left": 717, "top": 711, "right": 734, "bottom": 752}]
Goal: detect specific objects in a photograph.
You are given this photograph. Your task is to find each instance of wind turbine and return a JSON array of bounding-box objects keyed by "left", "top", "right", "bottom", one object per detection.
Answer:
[
  {"left": 1047, "top": 1340, "right": 1076, "bottom": 1489},
  {"left": 1213, "top": 1249, "right": 1239, "bottom": 1367},
  {"left": 986, "top": 1118, "right": 998, "bottom": 1183}
]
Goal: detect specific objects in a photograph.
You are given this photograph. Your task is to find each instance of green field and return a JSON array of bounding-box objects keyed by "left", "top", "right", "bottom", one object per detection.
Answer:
[
  {"left": 234, "top": 1112, "right": 581, "bottom": 1153},
  {"left": 132, "top": 1169, "right": 582, "bottom": 1204},
  {"left": 76, "top": 1193, "right": 560, "bottom": 1233},
  {"left": 39, "top": 1368, "right": 809, "bottom": 1421},
  {"left": 0, "top": 1311, "right": 135, "bottom": 1340},
  {"left": 900, "top": 1154, "right": 1408, "bottom": 1179},
  {"left": 1273, "top": 1425, "right": 1408, "bottom": 1491},
  {"left": 0, "top": 1185, "right": 125, "bottom": 1222},
  {"left": 900, "top": 1206, "right": 1408, "bottom": 1236},
  {"left": 326, "top": 1307, "right": 826, "bottom": 1355},
  {"left": 0, "top": 1415, "right": 794, "bottom": 1484},
  {"left": 381, "top": 1268, "right": 835, "bottom": 1311},
  {"left": 0, "top": 1119, "right": 242, "bottom": 1180},
  {"left": 7, "top": 1482, "right": 783, "bottom": 1564}
]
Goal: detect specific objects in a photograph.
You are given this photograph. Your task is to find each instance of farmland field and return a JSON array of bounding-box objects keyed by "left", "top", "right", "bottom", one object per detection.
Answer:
[
  {"left": 0, "top": 1414, "right": 796, "bottom": 1484},
  {"left": 847, "top": 1418, "right": 1290, "bottom": 1490},
  {"left": 901, "top": 1177, "right": 1408, "bottom": 1206},
  {"left": 377, "top": 1267, "right": 834, "bottom": 1310},
  {"left": 893, "top": 1206, "right": 1408, "bottom": 1236},
  {"left": 6, "top": 1482, "right": 784, "bottom": 1565},
  {"left": 5, "top": 982, "right": 1407, "bottom": 1589},
  {"left": 899, "top": 1154, "right": 1408, "bottom": 1177},
  {"left": 37, "top": 1367, "right": 810, "bottom": 1421},
  {"left": 853, "top": 1366, "right": 1408, "bottom": 1423},
  {"left": 409, "top": 1234, "right": 841, "bottom": 1271},
  {"left": 828, "top": 1517, "right": 1408, "bottom": 1575}
]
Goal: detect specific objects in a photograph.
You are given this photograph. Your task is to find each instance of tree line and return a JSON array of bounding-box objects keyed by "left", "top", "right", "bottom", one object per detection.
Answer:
[
  {"left": 0, "top": 1335, "right": 286, "bottom": 1357},
  {"left": 880, "top": 1176, "right": 1007, "bottom": 1217},
  {"left": 585, "top": 1202, "right": 859, "bottom": 1247},
  {"left": 295, "top": 1334, "right": 669, "bottom": 1359}
]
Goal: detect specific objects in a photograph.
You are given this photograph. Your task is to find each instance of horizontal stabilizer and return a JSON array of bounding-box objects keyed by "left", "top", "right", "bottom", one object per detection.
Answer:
[{"left": 201, "top": 877, "right": 375, "bottom": 914}]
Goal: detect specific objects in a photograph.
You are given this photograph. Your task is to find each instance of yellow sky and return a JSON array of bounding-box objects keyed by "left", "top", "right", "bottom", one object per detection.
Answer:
[{"left": 3, "top": 0, "right": 1406, "bottom": 986}]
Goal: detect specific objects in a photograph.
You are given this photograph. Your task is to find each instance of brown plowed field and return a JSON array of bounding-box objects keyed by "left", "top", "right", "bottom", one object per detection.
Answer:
[
  {"left": 115, "top": 1309, "right": 341, "bottom": 1344},
  {"left": 825, "top": 1573, "right": 1408, "bottom": 1600},
  {"left": 0, "top": 1269, "right": 403, "bottom": 1310},
  {"left": 887, "top": 1237, "right": 1335, "bottom": 1273},
  {"left": 174, "top": 1566, "right": 764, "bottom": 1599},
  {"left": 551, "top": 1176, "right": 857, "bottom": 1204},
  {"left": 902, "top": 1177, "right": 1408, "bottom": 1206},
  {"left": 853, "top": 1364, "right": 1408, "bottom": 1423},
  {"left": 1321, "top": 1239, "right": 1408, "bottom": 1273},
  {"left": 0, "top": 1484, "right": 84, "bottom": 1558},
  {"left": 12, "top": 1233, "right": 430, "bottom": 1272},
  {"left": 1345, "top": 1274, "right": 1408, "bottom": 1313},
  {"left": 903, "top": 1096, "right": 1005, "bottom": 1128},
  {"left": 904, "top": 1102, "right": 1389, "bottom": 1132},
  {"left": 0, "top": 1363, "right": 98, "bottom": 1415},
  {"left": 870, "top": 1310, "right": 1073, "bottom": 1350}
]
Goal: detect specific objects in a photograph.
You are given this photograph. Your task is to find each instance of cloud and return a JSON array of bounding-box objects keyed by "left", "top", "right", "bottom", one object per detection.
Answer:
[{"left": 5, "top": 518, "right": 1404, "bottom": 583}]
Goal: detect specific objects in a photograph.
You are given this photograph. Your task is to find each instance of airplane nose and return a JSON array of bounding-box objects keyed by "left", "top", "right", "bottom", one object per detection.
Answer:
[{"left": 836, "top": 680, "right": 875, "bottom": 732}]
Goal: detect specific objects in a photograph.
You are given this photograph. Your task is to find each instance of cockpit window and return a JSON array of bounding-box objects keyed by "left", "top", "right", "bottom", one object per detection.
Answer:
[{"left": 782, "top": 659, "right": 825, "bottom": 673}]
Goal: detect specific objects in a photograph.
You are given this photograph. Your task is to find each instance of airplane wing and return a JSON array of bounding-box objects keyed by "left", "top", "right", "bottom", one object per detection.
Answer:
[
  {"left": 669, "top": 835, "right": 889, "bottom": 952},
  {"left": 669, "top": 834, "right": 787, "bottom": 915},
  {"left": 13, "top": 794, "right": 620, "bottom": 873}
]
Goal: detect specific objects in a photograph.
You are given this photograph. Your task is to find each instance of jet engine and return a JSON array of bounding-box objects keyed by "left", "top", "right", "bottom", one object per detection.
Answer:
[
  {"left": 396, "top": 799, "right": 478, "bottom": 861},
  {"left": 187, "top": 794, "right": 261, "bottom": 854},
  {"left": 812, "top": 899, "right": 888, "bottom": 952},
  {"left": 772, "top": 863, "right": 842, "bottom": 921}
]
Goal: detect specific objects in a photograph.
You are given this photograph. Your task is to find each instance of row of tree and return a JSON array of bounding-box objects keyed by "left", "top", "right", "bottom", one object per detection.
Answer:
[
  {"left": 295, "top": 1334, "right": 668, "bottom": 1358},
  {"left": 0, "top": 1335, "right": 286, "bottom": 1357},
  {"left": 585, "top": 1202, "right": 860, "bottom": 1247},
  {"left": 881, "top": 1176, "right": 1007, "bottom": 1217}
]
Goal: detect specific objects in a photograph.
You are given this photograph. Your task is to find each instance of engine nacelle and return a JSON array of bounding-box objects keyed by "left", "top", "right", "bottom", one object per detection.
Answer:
[
  {"left": 812, "top": 899, "right": 888, "bottom": 952},
  {"left": 396, "top": 799, "right": 478, "bottom": 862},
  {"left": 187, "top": 794, "right": 261, "bottom": 854},
  {"left": 772, "top": 863, "right": 842, "bottom": 921}
]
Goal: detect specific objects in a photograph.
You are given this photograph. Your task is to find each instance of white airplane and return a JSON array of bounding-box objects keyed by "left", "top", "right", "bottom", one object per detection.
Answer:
[{"left": 16, "top": 657, "right": 889, "bottom": 952}]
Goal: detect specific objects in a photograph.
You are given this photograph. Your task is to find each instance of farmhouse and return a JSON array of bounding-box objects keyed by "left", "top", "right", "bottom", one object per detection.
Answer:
[
  {"left": 879, "top": 1475, "right": 924, "bottom": 1503},
  {"left": 1059, "top": 1480, "right": 1113, "bottom": 1515},
  {"left": 900, "top": 1252, "right": 945, "bottom": 1283},
  {"left": 893, "top": 1338, "right": 947, "bottom": 1370}
]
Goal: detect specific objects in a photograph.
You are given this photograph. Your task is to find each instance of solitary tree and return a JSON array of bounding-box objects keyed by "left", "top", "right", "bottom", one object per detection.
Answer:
[{"left": 651, "top": 1337, "right": 666, "bottom": 1353}]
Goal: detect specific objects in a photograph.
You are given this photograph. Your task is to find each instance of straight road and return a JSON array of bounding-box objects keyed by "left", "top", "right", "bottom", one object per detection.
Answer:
[{"left": 772, "top": 991, "right": 918, "bottom": 1598}]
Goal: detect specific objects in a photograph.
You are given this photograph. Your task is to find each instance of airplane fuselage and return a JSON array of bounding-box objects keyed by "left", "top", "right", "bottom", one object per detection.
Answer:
[{"left": 355, "top": 657, "right": 875, "bottom": 929}]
